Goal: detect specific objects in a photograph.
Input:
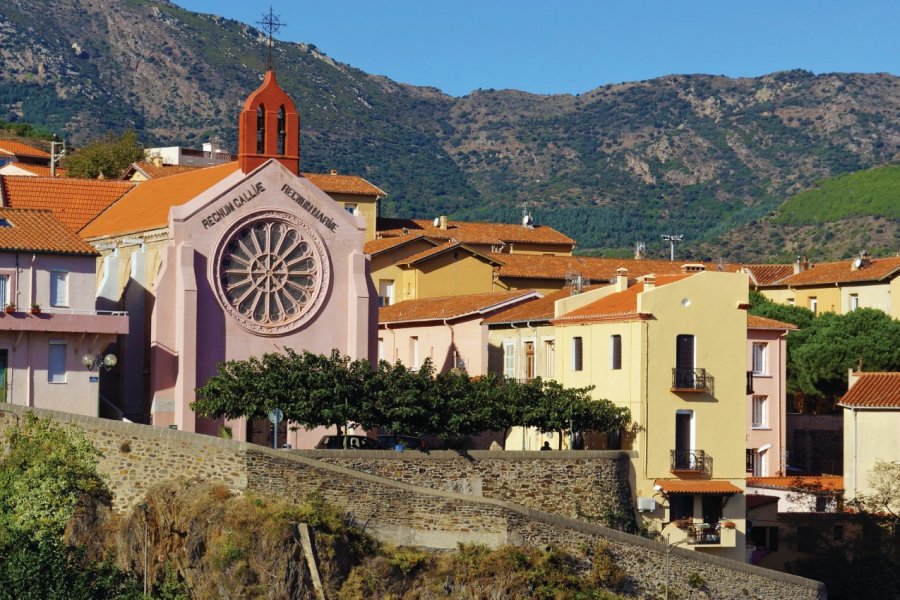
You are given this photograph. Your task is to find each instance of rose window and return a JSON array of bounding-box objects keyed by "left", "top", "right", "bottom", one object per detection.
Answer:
[{"left": 212, "top": 211, "right": 329, "bottom": 334}]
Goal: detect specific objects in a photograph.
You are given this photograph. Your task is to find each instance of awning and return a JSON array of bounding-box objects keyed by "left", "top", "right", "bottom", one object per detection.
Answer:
[{"left": 654, "top": 479, "right": 743, "bottom": 495}]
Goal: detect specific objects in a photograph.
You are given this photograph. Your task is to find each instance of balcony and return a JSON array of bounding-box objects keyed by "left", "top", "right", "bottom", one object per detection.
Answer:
[
  {"left": 0, "top": 309, "right": 128, "bottom": 335},
  {"left": 670, "top": 449, "right": 708, "bottom": 473},
  {"left": 671, "top": 368, "right": 713, "bottom": 394}
]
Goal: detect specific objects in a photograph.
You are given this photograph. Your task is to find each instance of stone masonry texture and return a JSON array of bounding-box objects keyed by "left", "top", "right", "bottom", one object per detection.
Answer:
[{"left": 0, "top": 406, "right": 826, "bottom": 599}]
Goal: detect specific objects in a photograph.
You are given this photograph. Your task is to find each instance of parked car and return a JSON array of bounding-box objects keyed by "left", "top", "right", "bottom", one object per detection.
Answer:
[
  {"left": 314, "top": 435, "right": 384, "bottom": 450},
  {"left": 377, "top": 434, "right": 429, "bottom": 451}
]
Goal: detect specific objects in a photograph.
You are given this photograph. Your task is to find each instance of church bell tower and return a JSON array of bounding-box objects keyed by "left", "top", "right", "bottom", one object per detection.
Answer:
[{"left": 237, "top": 70, "right": 300, "bottom": 175}]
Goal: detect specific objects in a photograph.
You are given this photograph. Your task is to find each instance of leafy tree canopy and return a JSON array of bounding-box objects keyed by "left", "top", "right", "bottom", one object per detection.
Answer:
[
  {"left": 65, "top": 130, "right": 144, "bottom": 179},
  {"left": 749, "top": 290, "right": 815, "bottom": 329}
]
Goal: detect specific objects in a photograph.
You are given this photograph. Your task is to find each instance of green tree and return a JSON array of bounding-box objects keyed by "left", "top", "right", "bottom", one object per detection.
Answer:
[
  {"left": 790, "top": 308, "right": 900, "bottom": 404},
  {"left": 65, "top": 130, "right": 144, "bottom": 179},
  {"left": 748, "top": 290, "right": 815, "bottom": 329}
]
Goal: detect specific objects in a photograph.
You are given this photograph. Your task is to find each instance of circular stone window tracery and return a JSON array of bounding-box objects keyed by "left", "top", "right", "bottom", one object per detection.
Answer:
[{"left": 211, "top": 210, "right": 330, "bottom": 335}]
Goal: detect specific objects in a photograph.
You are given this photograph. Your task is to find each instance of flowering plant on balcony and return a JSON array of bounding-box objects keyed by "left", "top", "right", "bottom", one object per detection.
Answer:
[
  {"left": 4, "top": 303, "right": 15, "bottom": 313},
  {"left": 30, "top": 303, "right": 41, "bottom": 314},
  {"left": 672, "top": 518, "right": 693, "bottom": 529}
]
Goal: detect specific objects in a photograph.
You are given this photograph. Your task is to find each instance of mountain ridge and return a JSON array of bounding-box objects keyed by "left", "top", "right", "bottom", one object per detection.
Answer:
[{"left": 1, "top": 0, "right": 898, "bottom": 259}]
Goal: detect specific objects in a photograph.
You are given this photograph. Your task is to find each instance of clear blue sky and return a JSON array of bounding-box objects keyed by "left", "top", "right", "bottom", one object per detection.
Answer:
[{"left": 174, "top": 0, "right": 899, "bottom": 97}]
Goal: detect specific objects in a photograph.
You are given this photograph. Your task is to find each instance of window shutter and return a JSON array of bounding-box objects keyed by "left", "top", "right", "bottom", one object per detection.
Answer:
[{"left": 51, "top": 272, "right": 68, "bottom": 306}]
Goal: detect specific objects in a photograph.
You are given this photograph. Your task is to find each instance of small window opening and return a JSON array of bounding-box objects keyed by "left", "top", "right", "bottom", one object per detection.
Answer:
[
  {"left": 277, "top": 105, "right": 286, "bottom": 155},
  {"left": 256, "top": 105, "right": 266, "bottom": 154}
]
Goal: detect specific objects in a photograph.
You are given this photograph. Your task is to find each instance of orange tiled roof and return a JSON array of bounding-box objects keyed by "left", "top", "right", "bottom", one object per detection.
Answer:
[
  {"left": 378, "top": 218, "right": 576, "bottom": 247},
  {"left": 492, "top": 254, "right": 742, "bottom": 281},
  {"left": 553, "top": 275, "right": 693, "bottom": 324},
  {"left": 399, "top": 241, "right": 501, "bottom": 267},
  {"left": 776, "top": 256, "right": 900, "bottom": 287},
  {"left": 0, "top": 208, "right": 96, "bottom": 255},
  {"left": 744, "top": 264, "right": 795, "bottom": 286},
  {"left": 379, "top": 290, "right": 539, "bottom": 324},
  {"left": 1, "top": 175, "right": 134, "bottom": 233},
  {"left": 838, "top": 372, "right": 900, "bottom": 408},
  {"left": 363, "top": 233, "right": 433, "bottom": 256},
  {"left": 747, "top": 314, "right": 798, "bottom": 330},
  {"left": 484, "top": 286, "right": 604, "bottom": 325},
  {"left": 0, "top": 140, "right": 50, "bottom": 159},
  {"left": 125, "top": 162, "right": 201, "bottom": 180},
  {"left": 1, "top": 164, "right": 68, "bottom": 177},
  {"left": 654, "top": 479, "right": 743, "bottom": 495},
  {"left": 747, "top": 475, "right": 844, "bottom": 492},
  {"left": 79, "top": 162, "right": 241, "bottom": 238},
  {"left": 303, "top": 172, "right": 385, "bottom": 197}
]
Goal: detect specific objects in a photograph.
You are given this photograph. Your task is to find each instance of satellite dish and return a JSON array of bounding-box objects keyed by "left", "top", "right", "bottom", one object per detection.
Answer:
[
  {"left": 433, "top": 217, "right": 440, "bottom": 227},
  {"left": 853, "top": 258, "right": 863, "bottom": 268}
]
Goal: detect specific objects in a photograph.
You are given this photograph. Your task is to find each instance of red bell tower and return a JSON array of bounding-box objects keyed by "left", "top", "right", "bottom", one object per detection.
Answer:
[{"left": 238, "top": 70, "right": 300, "bottom": 175}]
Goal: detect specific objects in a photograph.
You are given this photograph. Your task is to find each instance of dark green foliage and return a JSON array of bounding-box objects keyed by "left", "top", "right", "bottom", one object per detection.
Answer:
[
  {"left": 194, "top": 350, "right": 630, "bottom": 441},
  {"left": 749, "top": 290, "right": 815, "bottom": 329},
  {"left": 66, "top": 130, "right": 145, "bottom": 179}
]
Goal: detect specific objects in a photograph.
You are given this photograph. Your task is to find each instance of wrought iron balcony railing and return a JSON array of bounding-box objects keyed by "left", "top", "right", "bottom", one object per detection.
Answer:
[
  {"left": 746, "top": 371, "right": 754, "bottom": 394},
  {"left": 688, "top": 523, "right": 722, "bottom": 545},
  {"left": 671, "top": 368, "right": 713, "bottom": 393},
  {"left": 671, "top": 449, "right": 707, "bottom": 472}
]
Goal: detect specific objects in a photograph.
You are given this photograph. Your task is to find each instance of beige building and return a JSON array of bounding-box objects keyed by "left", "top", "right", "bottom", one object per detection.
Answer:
[
  {"left": 757, "top": 255, "right": 900, "bottom": 318},
  {"left": 551, "top": 269, "right": 750, "bottom": 561},
  {"left": 838, "top": 371, "right": 900, "bottom": 499}
]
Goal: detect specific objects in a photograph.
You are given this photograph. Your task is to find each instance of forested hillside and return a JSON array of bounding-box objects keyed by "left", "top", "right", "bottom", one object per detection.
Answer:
[{"left": 1, "top": 0, "right": 898, "bottom": 258}]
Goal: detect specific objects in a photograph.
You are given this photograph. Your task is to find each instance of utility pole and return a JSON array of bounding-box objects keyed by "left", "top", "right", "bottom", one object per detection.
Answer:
[
  {"left": 661, "top": 234, "right": 683, "bottom": 261},
  {"left": 50, "top": 135, "right": 65, "bottom": 177}
]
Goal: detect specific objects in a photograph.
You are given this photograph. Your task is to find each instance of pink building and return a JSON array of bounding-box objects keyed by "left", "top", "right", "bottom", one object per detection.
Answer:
[
  {"left": 378, "top": 290, "right": 539, "bottom": 375},
  {"left": 0, "top": 208, "right": 127, "bottom": 416},
  {"left": 746, "top": 315, "right": 796, "bottom": 476}
]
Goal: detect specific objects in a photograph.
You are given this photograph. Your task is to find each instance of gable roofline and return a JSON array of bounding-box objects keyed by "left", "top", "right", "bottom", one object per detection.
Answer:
[
  {"left": 379, "top": 290, "right": 541, "bottom": 325},
  {"left": 398, "top": 240, "right": 504, "bottom": 267},
  {"left": 364, "top": 233, "right": 436, "bottom": 257}
]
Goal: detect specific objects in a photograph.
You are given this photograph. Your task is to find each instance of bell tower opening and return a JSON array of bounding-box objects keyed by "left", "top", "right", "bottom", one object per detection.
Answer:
[
  {"left": 277, "top": 106, "right": 286, "bottom": 156},
  {"left": 256, "top": 105, "right": 266, "bottom": 154}
]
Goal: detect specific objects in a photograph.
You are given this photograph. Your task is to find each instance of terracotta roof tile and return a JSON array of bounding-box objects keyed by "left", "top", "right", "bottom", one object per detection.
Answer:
[
  {"left": 363, "top": 233, "right": 432, "bottom": 256},
  {"left": 378, "top": 218, "right": 576, "bottom": 247},
  {"left": 303, "top": 172, "right": 385, "bottom": 196},
  {"left": 79, "top": 162, "right": 240, "bottom": 238},
  {"left": 379, "top": 290, "right": 539, "bottom": 324},
  {"left": 398, "top": 241, "right": 501, "bottom": 267},
  {"left": 743, "top": 264, "right": 795, "bottom": 286},
  {"left": 125, "top": 162, "right": 202, "bottom": 180},
  {"left": 776, "top": 257, "right": 900, "bottom": 287},
  {"left": 484, "top": 286, "right": 605, "bottom": 325},
  {"left": 0, "top": 208, "right": 96, "bottom": 255},
  {"left": 747, "top": 476, "right": 844, "bottom": 492},
  {"left": 1, "top": 175, "right": 134, "bottom": 233},
  {"left": 0, "top": 164, "right": 68, "bottom": 177},
  {"left": 553, "top": 275, "right": 692, "bottom": 324},
  {"left": 0, "top": 140, "right": 50, "bottom": 159},
  {"left": 747, "top": 314, "right": 798, "bottom": 330},
  {"left": 492, "top": 254, "right": 742, "bottom": 281},
  {"left": 654, "top": 479, "right": 743, "bottom": 494},
  {"left": 838, "top": 372, "right": 900, "bottom": 408}
]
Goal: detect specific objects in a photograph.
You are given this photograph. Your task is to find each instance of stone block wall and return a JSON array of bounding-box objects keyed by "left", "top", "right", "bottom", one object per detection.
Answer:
[
  {"left": 0, "top": 406, "right": 826, "bottom": 599},
  {"left": 300, "top": 449, "right": 635, "bottom": 526}
]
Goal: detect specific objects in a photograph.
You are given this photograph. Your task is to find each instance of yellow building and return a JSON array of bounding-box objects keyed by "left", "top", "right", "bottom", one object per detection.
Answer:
[
  {"left": 757, "top": 255, "right": 900, "bottom": 318},
  {"left": 552, "top": 269, "right": 750, "bottom": 561},
  {"left": 838, "top": 371, "right": 900, "bottom": 500}
]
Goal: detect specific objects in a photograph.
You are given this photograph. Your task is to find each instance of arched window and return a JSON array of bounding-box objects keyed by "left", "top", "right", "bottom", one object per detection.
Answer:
[
  {"left": 256, "top": 105, "right": 266, "bottom": 154},
  {"left": 277, "top": 105, "right": 286, "bottom": 156}
]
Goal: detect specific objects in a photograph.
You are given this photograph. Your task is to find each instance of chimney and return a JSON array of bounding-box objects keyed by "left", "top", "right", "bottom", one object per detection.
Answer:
[
  {"left": 794, "top": 256, "right": 810, "bottom": 275},
  {"left": 643, "top": 274, "right": 656, "bottom": 290},
  {"left": 616, "top": 268, "right": 629, "bottom": 292},
  {"left": 848, "top": 368, "right": 861, "bottom": 390},
  {"left": 330, "top": 169, "right": 337, "bottom": 175},
  {"left": 439, "top": 215, "right": 448, "bottom": 230}
]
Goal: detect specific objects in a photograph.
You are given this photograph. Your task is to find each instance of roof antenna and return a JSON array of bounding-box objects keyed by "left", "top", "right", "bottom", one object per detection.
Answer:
[
  {"left": 256, "top": 6, "right": 285, "bottom": 72},
  {"left": 520, "top": 202, "right": 534, "bottom": 229}
]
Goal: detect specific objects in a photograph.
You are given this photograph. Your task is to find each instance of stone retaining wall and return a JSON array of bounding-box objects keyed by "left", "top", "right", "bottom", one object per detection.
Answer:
[
  {"left": 0, "top": 406, "right": 826, "bottom": 599},
  {"left": 300, "top": 449, "right": 635, "bottom": 526}
]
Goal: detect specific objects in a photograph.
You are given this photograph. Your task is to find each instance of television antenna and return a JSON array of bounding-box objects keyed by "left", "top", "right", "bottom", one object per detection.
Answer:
[
  {"left": 257, "top": 6, "right": 285, "bottom": 71},
  {"left": 661, "top": 234, "right": 683, "bottom": 262}
]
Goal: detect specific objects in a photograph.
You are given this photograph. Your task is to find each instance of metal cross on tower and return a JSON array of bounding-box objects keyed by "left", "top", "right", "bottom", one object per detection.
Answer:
[{"left": 257, "top": 6, "right": 285, "bottom": 71}]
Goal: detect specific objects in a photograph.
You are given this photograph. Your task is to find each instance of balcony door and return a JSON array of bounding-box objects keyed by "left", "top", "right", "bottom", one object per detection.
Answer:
[
  {"left": 675, "top": 334, "right": 695, "bottom": 388},
  {"left": 674, "top": 410, "right": 694, "bottom": 469}
]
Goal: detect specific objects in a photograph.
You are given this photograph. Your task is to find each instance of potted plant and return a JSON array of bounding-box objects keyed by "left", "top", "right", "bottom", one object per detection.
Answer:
[
  {"left": 30, "top": 303, "right": 41, "bottom": 314},
  {"left": 4, "top": 303, "right": 15, "bottom": 314},
  {"left": 722, "top": 521, "right": 736, "bottom": 529},
  {"left": 673, "top": 518, "right": 693, "bottom": 530}
]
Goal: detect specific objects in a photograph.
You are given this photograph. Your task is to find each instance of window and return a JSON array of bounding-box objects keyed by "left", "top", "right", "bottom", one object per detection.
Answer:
[
  {"left": 48, "top": 341, "right": 67, "bottom": 383},
  {"left": 751, "top": 342, "right": 767, "bottom": 375},
  {"left": 809, "top": 297, "right": 818, "bottom": 314},
  {"left": 50, "top": 271, "right": 68, "bottom": 307},
  {"left": 524, "top": 341, "right": 535, "bottom": 381},
  {"left": 378, "top": 280, "right": 394, "bottom": 307},
  {"left": 344, "top": 203, "right": 358, "bottom": 216},
  {"left": 669, "top": 495, "right": 694, "bottom": 521},
  {"left": 0, "top": 274, "right": 8, "bottom": 307},
  {"left": 787, "top": 297, "right": 795, "bottom": 306},
  {"left": 849, "top": 294, "right": 859, "bottom": 311},
  {"left": 752, "top": 396, "right": 768, "bottom": 428},
  {"left": 610, "top": 335, "right": 622, "bottom": 370},
  {"left": 410, "top": 337, "right": 420, "bottom": 369},
  {"left": 544, "top": 340, "right": 555, "bottom": 378},
  {"left": 503, "top": 340, "right": 515, "bottom": 379},
  {"left": 572, "top": 337, "right": 583, "bottom": 371},
  {"left": 746, "top": 449, "right": 756, "bottom": 473},
  {"left": 378, "top": 338, "right": 384, "bottom": 361}
]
